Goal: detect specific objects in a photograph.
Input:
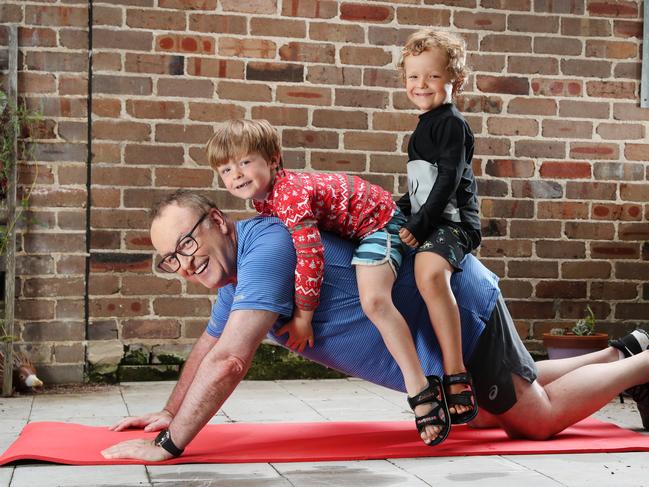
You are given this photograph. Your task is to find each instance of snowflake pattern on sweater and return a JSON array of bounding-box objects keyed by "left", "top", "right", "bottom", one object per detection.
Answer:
[{"left": 253, "top": 170, "right": 395, "bottom": 311}]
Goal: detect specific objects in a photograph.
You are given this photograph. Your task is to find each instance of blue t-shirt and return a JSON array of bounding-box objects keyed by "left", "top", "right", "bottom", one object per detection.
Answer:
[{"left": 207, "top": 217, "right": 499, "bottom": 393}]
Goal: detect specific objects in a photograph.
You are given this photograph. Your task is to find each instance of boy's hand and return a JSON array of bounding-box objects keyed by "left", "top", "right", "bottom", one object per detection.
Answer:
[
  {"left": 275, "top": 308, "right": 315, "bottom": 353},
  {"left": 399, "top": 228, "right": 419, "bottom": 248}
]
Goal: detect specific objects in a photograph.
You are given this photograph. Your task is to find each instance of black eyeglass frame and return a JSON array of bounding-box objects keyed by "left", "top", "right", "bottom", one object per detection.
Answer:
[{"left": 156, "top": 212, "right": 209, "bottom": 273}]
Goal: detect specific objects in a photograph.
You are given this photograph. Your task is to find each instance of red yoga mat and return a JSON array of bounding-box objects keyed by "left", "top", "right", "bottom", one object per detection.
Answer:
[{"left": 1, "top": 418, "right": 649, "bottom": 466}]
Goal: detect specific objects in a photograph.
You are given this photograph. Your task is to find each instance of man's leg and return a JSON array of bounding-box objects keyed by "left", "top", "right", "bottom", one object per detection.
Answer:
[
  {"left": 495, "top": 352, "right": 649, "bottom": 439},
  {"left": 535, "top": 347, "right": 619, "bottom": 386}
]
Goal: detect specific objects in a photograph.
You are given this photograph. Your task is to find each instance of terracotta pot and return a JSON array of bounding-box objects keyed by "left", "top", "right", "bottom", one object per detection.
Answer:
[{"left": 542, "top": 332, "right": 609, "bottom": 360}]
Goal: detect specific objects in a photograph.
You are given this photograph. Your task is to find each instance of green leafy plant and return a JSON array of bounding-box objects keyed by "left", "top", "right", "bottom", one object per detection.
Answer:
[
  {"left": 571, "top": 305, "right": 596, "bottom": 336},
  {"left": 0, "top": 88, "right": 41, "bottom": 257}
]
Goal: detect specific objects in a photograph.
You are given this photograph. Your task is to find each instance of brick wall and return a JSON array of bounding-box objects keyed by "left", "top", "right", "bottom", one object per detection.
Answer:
[{"left": 1, "top": 0, "right": 648, "bottom": 383}]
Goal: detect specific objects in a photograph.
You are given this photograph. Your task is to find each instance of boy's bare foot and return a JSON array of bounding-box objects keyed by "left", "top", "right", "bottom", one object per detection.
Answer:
[{"left": 408, "top": 375, "right": 451, "bottom": 446}]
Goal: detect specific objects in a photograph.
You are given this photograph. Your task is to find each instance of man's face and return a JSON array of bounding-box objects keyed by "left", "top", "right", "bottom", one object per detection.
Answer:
[{"left": 150, "top": 204, "right": 237, "bottom": 289}]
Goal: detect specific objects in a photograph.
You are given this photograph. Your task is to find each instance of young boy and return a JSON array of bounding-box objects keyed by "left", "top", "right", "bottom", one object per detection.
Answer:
[
  {"left": 207, "top": 119, "right": 451, "bottom": 446},
  {"left": 397, "top": 29, "right": 482, "bottom": 425}
]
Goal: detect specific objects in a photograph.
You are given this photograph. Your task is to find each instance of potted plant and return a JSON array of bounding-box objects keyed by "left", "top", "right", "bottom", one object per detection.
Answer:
[{"left": 542, "top": 306, "right": 609, "bottom": 359}]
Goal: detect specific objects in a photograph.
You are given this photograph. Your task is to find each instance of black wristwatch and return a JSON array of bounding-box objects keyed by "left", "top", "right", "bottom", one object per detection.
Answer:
[{"left": 154, "top": 429, "right": 184, "bottom": 457}]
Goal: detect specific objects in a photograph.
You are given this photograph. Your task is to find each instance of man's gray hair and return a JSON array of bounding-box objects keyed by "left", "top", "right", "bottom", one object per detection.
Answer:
[{"left": 150, "top": 190, "right": 219, "bottom": 222}]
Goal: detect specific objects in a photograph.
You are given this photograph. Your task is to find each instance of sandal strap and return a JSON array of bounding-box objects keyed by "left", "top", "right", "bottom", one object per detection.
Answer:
[
  {"left": 443, "top": 372, "right": 473, "bottom": 387},
  {"left": 408, "top": 375, "right": 443, "bottom": 410},
  {"left": 447, "top": 390, "right": 474, "bottom": 407}
]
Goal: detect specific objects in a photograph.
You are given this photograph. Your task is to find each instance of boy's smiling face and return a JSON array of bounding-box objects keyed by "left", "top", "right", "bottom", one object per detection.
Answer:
[
  {"left": 216, "top": 152, "right": 280, "bottom": 201},
  {"left": 403, "top": 47, "right": 455, "bottom": 112}
]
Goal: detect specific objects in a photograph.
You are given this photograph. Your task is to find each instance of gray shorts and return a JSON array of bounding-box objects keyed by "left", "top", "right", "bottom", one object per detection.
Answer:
[{"left": 467, "top": 294, "right": 538, "bottom": 415}]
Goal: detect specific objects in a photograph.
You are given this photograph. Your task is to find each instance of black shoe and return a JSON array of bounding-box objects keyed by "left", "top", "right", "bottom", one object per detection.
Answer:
[
  {"left": 628, "top": 383, "right": 649, "bottom": 430},
  {"left": 610, "top": 329, "right": 649, "bottom": 358}
]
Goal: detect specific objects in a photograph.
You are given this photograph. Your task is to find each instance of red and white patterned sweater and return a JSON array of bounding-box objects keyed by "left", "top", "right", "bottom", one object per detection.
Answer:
[{"left": 253, "top": 170, "right": 396, "bottom": 311}]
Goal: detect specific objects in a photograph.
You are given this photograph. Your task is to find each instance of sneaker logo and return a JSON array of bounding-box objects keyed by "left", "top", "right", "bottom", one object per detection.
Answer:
[{"left": 488, "top": 385, "right": 498, "bottom": 401}]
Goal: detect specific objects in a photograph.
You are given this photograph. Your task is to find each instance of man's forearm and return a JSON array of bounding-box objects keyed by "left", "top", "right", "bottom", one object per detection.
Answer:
[{"left": 164, "top": 331, "right": 217, "bottom": 415}]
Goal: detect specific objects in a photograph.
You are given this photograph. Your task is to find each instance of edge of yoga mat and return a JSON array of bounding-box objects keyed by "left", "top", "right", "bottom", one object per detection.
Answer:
[{"left": 2, "top": 418, "right": 649, "bottom": 466}]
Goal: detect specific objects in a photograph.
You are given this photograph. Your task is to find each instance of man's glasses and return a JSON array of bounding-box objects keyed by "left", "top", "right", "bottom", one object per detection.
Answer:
[{"left": 156, "top": 213, "right": 208, "bottom": 273}]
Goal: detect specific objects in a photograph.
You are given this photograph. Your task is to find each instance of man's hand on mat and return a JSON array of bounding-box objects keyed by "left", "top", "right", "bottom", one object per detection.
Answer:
[
  {"left": 109, "top": 410, "right": 173, "bottom": 432},
  {"left": 101, "top": 439, "right": 173, "bottom": 462}
]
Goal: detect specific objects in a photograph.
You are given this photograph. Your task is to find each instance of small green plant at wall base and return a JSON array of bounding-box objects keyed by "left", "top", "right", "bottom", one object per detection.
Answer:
[
  {"left": 548, "top": 306, "right": 596, "bottom": 337},
  {"left": 0, "top": 89, "right": 41, "bottom": 257},
  {"left": 571, "top": 305, "right": 596, "bottom": 336}
]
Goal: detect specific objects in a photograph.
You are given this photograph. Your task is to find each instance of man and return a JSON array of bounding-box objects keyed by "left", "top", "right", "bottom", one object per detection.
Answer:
[{"left": 102, "top": 191, "right": 649, "bottom": 461}]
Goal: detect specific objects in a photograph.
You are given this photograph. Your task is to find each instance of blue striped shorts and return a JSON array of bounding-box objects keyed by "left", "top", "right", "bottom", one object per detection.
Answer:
[{"left": 351, "top": 208, "right": 408, "bottom": 277}]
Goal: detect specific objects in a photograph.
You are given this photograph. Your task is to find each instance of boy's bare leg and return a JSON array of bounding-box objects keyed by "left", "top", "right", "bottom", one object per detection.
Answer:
[
  {"left": 356, "top": 263, "right": 440, "bottom": 444},
  {"left": 495, "top": 351, "right": 649, "bottom": 439},
  {"left": 414, "top": 251, "right": 471, "bottom": 416}
]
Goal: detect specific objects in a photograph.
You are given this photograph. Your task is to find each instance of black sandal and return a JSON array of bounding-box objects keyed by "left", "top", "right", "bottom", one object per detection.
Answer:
[
  {"left": 407, "top": 375, "right": 451, "bottom": 446},
  {"left": 443, "top": 372, "right": 478, "bottom": 425}
]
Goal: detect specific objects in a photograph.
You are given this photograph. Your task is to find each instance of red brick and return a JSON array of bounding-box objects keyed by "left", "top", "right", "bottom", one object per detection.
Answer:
[
  {"left": 24, "top": 51, "right": 87, "bottom": 73},
  {"left": 537, "top": 201, "right": 589, "bottom": 219},
  {"left": 590, "top": 242, "right": 639, "bottom": 259},
  {"left": 498, "top": 279, "right": 533, "bottom": 299},
  {"left": 531, "top": 78, "right": 582, "bottom": 97},
  {"left": 279, "top": 42, "right": 335, "bottom": 63},
  {"left": 155, "top": 167, "right": 215, "bottom": 187},
  {"left": 540, "top": 161, "right": 591, "bottom": 179},
  {"left": 155, "top": 123, "right": 213, "bottom": 144},
  {"left": 373, "top": 112, "right": 417, "bottom": 132},
  {"left": 157, "top": 34, "right": 215, "bottom": 54},
  {"left": 220, "top": 0, "right": 276, "bottom": 13},
  {"left": 344, "top": 132, "right": 396, "bottom": 152},
  {"left": 508, "top": 55, "right": 558, "bottom": 75},
  {"left": 566, "top": 182, "right": 617, "bottom": 200},
  {"left": 340, "top": 46, "right": 392, "bottom": 67},
  {"left": 277, "top": 86, "right": 332, "bottom": 106},
  {"left": 93, "top": 120, "right": 150, "bottom": 142},
  {"left": 281, "top": 0, "right": 338, "bottom": 19},
  {"left": 515, "top": 140, "right": 565, "bottom": 159},
  {"left": 479, "top": 239, "right": 533, "bottom": 259},
  {"left": 159, "top": 0, "right": 217, "bottom": 9},
  {"left": 247, "top": 62, "right": 304, "bottom": 82},
  {"left": 619, "top": 223, "right": 649, "bottom": 241},
  {"left": 124, "top": 53, "right": 182, "bottom": 75},
  {"left": 94, "top": 29, "right": 153, "bottom": 51},
  {"left": 509, "top": 260, "right": 558, "bottom": 278},
  {"left": 558, "top": 302, "right": 610, "bottom": 321},
  {"left": 467, "top": 53, "right": 506, "bottom": 73},
  {"left": 565, "top": 222, "right": 615, "bottom": 240},
  {"left": 481, "top": 218, "right": 507, "bottom": 237},
  {"left": 189, "top": 103, "right": 245, "bottom": 123},
  {"left": 594, "top": 162, "right": 644, "bottom": 181},
  {"left": 92, "top": 99, "right": 121, "bottom": 118},
  {"left": 92, "top": 188, "right": 120, "bottom": 209},
  {"left": 477, "top": 75, "right": 529, "bottom": 95},
  {"left": 508, "top": 301, "right": 556, "bottom": 319},
  {"left": 474, "top": 137, "right": 511, "bottom": 156},
  {"left": 283, "top": 129, "right": 339, "bottom": 149},
  {"left": 313, "top": 109, "right": 368, "bottom": 129},
  {"left": 94, "top": 5, "right": 123, "bottom": 27},
  {"left": 340, "top": 3, "right": 393, "bottom": 22},
  {"left": 624, "top": 144, "right": 649, "bottom": 161},
  {"left": 24, "top": 234, "right": 86, "bottom": 253},
  {"left": 126, "top": 100, "right": 184, "bottom": 119},
  {"left": 614, "top": 20, "right": 643, "bottom": 38},
  {"left": 562, "top": 261, "right": 611, "bottom": 279},
  {"left": 396, "top": 7, "right": 451, "bottom": 26},
  {"left": 153, "top": 297, "right": 212, "bottom": 316},
  {"left": 159, "top": 78, "right": 214, "bottom": 98},
  {"left": 534, "top": 36, "right": 582, "bottom": 56},
  {"left": 507, "top": 97, "right": 557, "bottom": 116},
  {"left": 250, "top": 106, "right": 308, "bottom": 127},
  {"left": 455, "top": 95, "right": 503, "bottom": 113},
  {"left": 590, "top": 281, "right": 638, "bottom": 300},
  {"left": 24, "top": 277, "right": 85, "bottom": 298},
  {"left": 93, "top": 167, "right": 152, "bottom": 187},
  {"left": 480, "top": 0, "right": 527, "bottom": 9},
  {"left": 616, "top": 262, "right": 649, "bottom": 279},
  {"left": 122, "top": 319, "right": 180, "bottom": 339},
  {"left": 614, "top": 61, "right": 640, "bottom": 79},
  {"left": 91, "top": 231, "right": 120, "bottom": 250},
  {"left": 586, "top": 81, "right": 637, "bottom": 99},
  {"left": 510, "top": 220, "right": 562, "bottom": 238},
  {"left": 536, "top": 240, "right": 586, "bottom": 259},
  {"left": 481, "top": 35, "right": 531, "bottom": 53},
  {"left": 307, "top": 66, "right": 362, "bottom": 86},
  {"left": 592, "top": 203, "right": 642, "bottom": 221},
  {"left": 251, "top": 18, "right": 306, "bottom": 38},
  {"left": 122, "top": 275, "right": 182, "bottom": 295},
  {"left": 561, "top": 59, "right": 611, "bottom": 78},
  {"left": 569, "top": 143, "right": 619, "bottom": 160},
  {"left": 126, "top": 9, "right": 186, "bottom": 30},
  {"left": 363, "top": 68, "right": 402, "bottom": 89},
  {"left": 481, "top": 199, "right": 534, "bottom": 218},
  {"left": 487, "top": 117, "right": 538, "bottom": 136},
  {"left": 25, "top": 5, "right": 88, "bottom": 27},
  {"left": 309, "top": 22, "right": 365, "bottom": 43},
  {"left": 91, "top": 209, "right": 150, "bottom": 230},
  {"left": 19, "top": 72, "right": 57, "bottom": 94},
  {"left": 454, "top": 11, "right": 506, "bottom": 31},
  {"left": 217, "top": 81, "right": 272, "bottom": 102},
  {"left": 336, "top": 88, "right": 389, "bottom": 109},
  {"left": 562, "top": 17, "right": 611, "bottom": 36},
  {"left": 620, "top": 183, "right": 649, "bottom": 202},
  {"left": 536, "top": 280, "right": 587, "bottom": 299},
  {"left": 586, "top": 40, "right": 638, "bottom": 59},
  {"left": 189, "top": 14, "right": 247, "bottom": 34},
  {"left": 616, "top": 304, "right": 649, "bottom": 320},
  {"left": 312, "top": 151, "right": 366, "bottom": 172},
  {"left": 508, "top": 13, "right": 558, "bottom": 33},
  {"left": 535, "top": 0, "right": 584, "bottom": 14},
  {"left": 559, "top": 100, "right": 609, "bottom": 119},
  {"left": 485, "top": 159, "right": 534, "bottom": 178},
  {"left": 124, "top": 144, "right": 185, "bottom": 166},
  {"left": 588, "top": 1, "right": 638, "bottom": 17},
  {"left": 186, "top": 58, "right": 244, "bottom": 79},
  {"left": 94, "top": 75, "right": 152, "bottom": 96}
]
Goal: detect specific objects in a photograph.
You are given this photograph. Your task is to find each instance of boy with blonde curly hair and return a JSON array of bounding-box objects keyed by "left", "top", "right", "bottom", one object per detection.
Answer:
[{"left": 397, "top": 29, "right": 482, "bottom": 432}]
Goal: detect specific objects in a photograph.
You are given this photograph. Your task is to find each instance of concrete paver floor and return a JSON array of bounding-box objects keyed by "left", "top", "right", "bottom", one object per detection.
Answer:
[{"left": 1, "top": 379, "right": 648, "bottom": 487}]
